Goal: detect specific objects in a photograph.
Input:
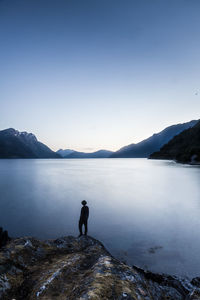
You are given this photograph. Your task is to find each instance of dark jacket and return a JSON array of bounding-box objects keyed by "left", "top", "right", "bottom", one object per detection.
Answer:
[{"left": 80, "top": 205, "right": 89, "bottom": 221}]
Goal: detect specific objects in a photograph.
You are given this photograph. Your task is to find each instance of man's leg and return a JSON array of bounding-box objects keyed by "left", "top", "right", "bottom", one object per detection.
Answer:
[
  {"left": 79, "top": 220, "right": 83, "bottom": 236},
  {"left": 84, "top": 220, "right": 88, "bottom": 235}
]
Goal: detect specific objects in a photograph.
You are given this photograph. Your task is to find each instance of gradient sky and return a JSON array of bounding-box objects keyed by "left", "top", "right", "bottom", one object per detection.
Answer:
[{"left": 1, "top": 0, "right": 200, "bottom": 152}]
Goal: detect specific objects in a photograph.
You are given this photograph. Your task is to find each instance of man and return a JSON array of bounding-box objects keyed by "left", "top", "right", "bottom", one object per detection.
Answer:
[{"left": 79, "top": 200, "right": 89, "bottom": 237}]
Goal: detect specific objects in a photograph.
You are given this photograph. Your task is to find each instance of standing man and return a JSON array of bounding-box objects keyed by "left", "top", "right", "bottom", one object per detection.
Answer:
[{"left": 79, "top": 200, "right": 89, "bottom": 237}]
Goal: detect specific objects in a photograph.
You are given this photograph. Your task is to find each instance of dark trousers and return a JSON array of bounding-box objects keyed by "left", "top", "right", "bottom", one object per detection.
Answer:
[{"left": 79, "top": 218, "right": 88, "bottom": 235}]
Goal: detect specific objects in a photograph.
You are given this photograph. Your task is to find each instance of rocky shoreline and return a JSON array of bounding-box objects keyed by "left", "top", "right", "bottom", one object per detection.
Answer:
[{"left": 0, "top": 235, "right": 200, "bottom": 300}]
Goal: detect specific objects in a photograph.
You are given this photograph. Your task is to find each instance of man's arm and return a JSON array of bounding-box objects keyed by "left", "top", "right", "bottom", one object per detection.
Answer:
[{"left": 80, "top": 207, "right": 84, "bottom": 218}]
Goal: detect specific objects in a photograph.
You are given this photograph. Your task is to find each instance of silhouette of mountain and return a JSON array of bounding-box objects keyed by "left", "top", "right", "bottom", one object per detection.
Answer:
[
  {"left": 149, "top": 120, "right": 200, "bottom": 163},
  {"left": 0, "top": 128, "right": 60, "bottom": 158},
  {"left": 110, "top": 120, "right": 198, "bottom": 158},
  {"left": 63, "top": 149, "right": 113, "bottom": 158},
  {"left": 57, "top": 149, "right": 75, "bottom": 157}
]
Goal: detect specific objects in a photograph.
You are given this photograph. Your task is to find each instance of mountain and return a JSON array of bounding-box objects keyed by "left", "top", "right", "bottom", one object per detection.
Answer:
[
  {"left": 110, "top": 120, "right": 198, "bottom": 158},
  {"left": 57, "top": 149, "right": 75, "bottom": 157},
  {"left": 63, "top": 149, "right": 113, "bottom": 158},
  {"left": 0, "top": 128, "right": 60, "bottom": 158},
  {"left": 149, "top": 120, "right": 200, "bottom": 163}
]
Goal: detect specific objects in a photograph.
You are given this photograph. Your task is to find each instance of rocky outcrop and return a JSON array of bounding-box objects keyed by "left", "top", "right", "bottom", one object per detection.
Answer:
[
  {"left": 0, "top": 235, "right": 200, "bottom": 299},
  {"left": 0, "top": 228, "right": 10, "bottom": 249}
]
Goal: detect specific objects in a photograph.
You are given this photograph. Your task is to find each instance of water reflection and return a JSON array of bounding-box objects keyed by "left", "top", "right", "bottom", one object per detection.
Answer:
[{"left": 0, "top": 158, "right": 200, "bottom": 277}]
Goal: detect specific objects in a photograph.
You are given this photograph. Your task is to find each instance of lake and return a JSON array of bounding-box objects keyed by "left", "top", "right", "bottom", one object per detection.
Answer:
[{"left": 0, "top": 158, "right": 200, "bottom": 278}]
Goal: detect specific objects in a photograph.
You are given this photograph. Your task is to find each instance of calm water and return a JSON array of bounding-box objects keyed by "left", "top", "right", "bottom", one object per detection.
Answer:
[{"left": 0, "top": 158, "right": 200, "bottom": 278}]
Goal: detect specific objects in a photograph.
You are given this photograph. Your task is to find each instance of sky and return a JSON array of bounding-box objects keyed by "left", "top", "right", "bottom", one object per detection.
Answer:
[{"left": 1, "top": 0, "right": 200, "bottom": 152}]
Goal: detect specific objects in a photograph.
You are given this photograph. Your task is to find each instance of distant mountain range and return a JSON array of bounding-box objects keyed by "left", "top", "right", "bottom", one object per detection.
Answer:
[
  {"left": 110, "top": 120, "right": 198, "bottom": 158},
  {"left": 149, "top": 120, "right": 200, "bottom": 163},
  {"left": 57, "top": 149, "right": 113, "bottom": 158},
  {"left": 57, "top": 149, "right": 75, "bottom": 157},
  {"left": 0, "top": 128, "right": 60, "bottom": 158},
  {"left": 0, "top": 119, "right": 199, "bottom": 160}
]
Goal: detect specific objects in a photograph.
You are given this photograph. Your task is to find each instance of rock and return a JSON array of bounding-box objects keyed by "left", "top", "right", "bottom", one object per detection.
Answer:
[
  {"left": 0, "top": 235, "right": 199, "bottom": 299},
  {"left": 188, "top": 289, "right": 200, "bottom": 300},
  {"left": 191, "top": 277, "right": 200, "bottom": 288},
  {"left": 0, "top": 228, "right": 10, "bottom": 248}
]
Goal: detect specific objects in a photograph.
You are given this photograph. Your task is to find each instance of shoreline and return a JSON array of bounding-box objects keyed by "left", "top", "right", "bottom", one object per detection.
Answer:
[{"left": 148, "top": 157, "right": 200, "bottom": 166}]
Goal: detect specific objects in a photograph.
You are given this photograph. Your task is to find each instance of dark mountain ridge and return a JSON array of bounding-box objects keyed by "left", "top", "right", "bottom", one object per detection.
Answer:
[
  {"left": 1, "top": 120, "right": 198, "bottom": 159},
  {"left": 57, "top": 149, "right": 75, "bottom": 157},
  {"left": 110, "top": 120, "right": 198, "bottom": 158},
  {"left": 149, "top": 120, "right": 200, "bottom": 163},
  {"left": 62, "top": 149, "right": 113, "bottom": 158},
  {"left": 0, "top": 128, "right": 60, "bottom": 158}
]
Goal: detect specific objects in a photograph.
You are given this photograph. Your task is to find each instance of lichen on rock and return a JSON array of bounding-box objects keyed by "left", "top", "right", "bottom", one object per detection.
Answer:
[{"left": 0, "top": 235, "right": 200, "bottom": 299}]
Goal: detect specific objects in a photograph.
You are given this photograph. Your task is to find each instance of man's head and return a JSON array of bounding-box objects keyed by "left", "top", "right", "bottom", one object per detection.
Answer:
[{"left": 81, "top": 200, "right": 87, "bottom": 206}]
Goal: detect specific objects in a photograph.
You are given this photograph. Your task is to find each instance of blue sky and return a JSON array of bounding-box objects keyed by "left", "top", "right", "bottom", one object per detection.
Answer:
[{"left": 1, "top": 0, "right": 200, "bottom": 151}]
